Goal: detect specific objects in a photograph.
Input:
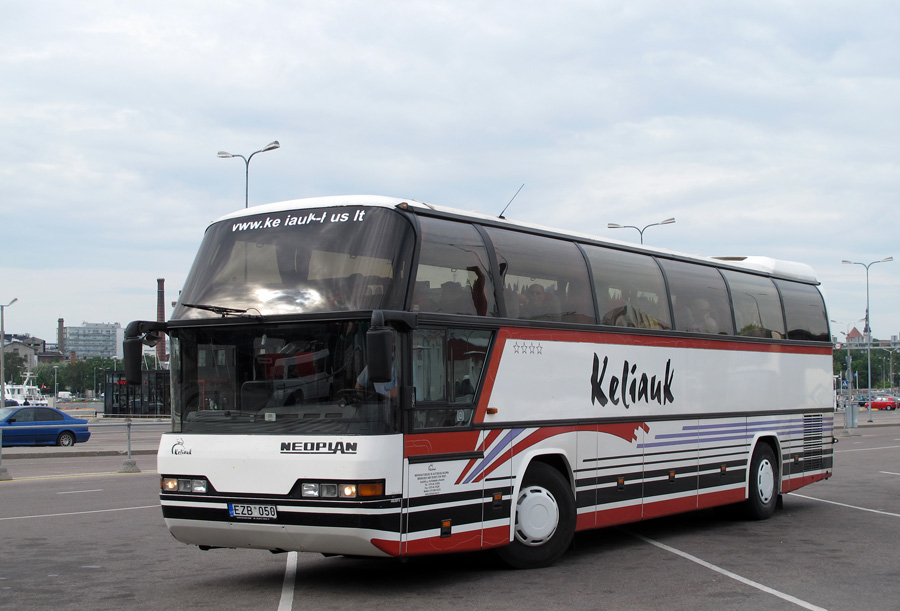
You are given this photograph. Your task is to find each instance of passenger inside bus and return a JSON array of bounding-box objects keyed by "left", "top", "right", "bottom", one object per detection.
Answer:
[
  {"left": 521, "top": 283, "right": 560, "bottom": 320},
  {"left": 562, "top": 281, "right": 596, "bottom": 324},
  {"left": 689, "top": 297, "right": 720, "bottom": 334}
]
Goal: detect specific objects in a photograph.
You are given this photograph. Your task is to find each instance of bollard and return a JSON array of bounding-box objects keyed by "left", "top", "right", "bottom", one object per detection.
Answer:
[
  {"left": 118, "top": 421, "right": 141, "bottom": 474},
  {"left": 0, "top": 429, "right": 11, "bottom": 481}
]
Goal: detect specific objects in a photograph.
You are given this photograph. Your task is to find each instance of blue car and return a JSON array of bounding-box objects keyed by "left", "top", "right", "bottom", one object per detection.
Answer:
[{"left": 0, "top": 406, "right": 91, "bottom": 447}]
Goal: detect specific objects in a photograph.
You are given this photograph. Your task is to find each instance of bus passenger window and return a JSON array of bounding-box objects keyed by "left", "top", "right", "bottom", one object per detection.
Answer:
[
  {"left": 485, "top": 227, "right": 591, "bottom": 323},
  {"left": 774, "top": 280, "right": 829, "bottom": 341},
  {"left": 413, "top": 218, "right": 496, "bottom": 316},
  {"left": 583, "top": 246, "right": 670, "bottom": 330},
  {"left": 722, "top": 271, "right": 785, "bottom": 339},
  {"left": 661, "top": 259, "right": 733, "bottom": 335}
]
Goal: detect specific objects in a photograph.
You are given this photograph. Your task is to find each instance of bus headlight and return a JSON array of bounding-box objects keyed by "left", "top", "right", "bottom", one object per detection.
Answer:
[
  {"left": 298, "top": 480, "right": 384, "bottom": 499},
  {"left": 162, "top": 477, "right": 208, "bottom": 494}
]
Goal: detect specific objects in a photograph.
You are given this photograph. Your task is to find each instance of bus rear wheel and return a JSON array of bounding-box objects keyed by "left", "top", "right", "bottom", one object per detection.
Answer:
[
  {"left": 744, "top": 443, "right": 778, "bottom": 520},
  {"left": 497, "top": 462, "right": 575, "bottom": 569}
]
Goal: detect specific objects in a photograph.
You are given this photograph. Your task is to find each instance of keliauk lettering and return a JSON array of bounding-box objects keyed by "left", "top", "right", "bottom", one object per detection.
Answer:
[{"left": 590, "top": 353, "right": 675, "bottom": 408}]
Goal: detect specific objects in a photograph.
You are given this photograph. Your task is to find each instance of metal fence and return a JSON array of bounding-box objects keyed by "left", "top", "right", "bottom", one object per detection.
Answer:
[{"left": 0, "top": 420, "right": 165, "bottom": 481}]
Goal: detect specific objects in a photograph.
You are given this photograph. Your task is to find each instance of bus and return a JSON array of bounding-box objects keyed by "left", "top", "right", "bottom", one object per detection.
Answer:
[{"left": 124, "top": 195, "right": 834, "bottom": 569}]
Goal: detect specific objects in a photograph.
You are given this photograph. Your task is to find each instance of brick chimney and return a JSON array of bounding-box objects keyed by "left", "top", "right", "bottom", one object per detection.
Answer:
[{"left": 157, "top": 278, "right": 168, "bottom": 362}]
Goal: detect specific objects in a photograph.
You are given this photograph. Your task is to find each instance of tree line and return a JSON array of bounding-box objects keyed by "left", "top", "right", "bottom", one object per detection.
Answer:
[
  {"left": 2, "top": 347, "right": 895, "bottom": 397},
  {"left": 834, "top": 348, "right": 899, "bottom": 391},
  {"left": 1, "top": 355, "right": 123, "bottom": 397}
]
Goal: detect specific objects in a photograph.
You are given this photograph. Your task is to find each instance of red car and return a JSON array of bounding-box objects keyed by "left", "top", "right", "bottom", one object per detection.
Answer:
[{"left": 865, "top": 397, "right": 899, "bottom": 411}]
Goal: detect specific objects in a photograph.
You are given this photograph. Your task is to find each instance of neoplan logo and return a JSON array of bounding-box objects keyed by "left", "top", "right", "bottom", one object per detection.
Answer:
[{"left": 280, "top": 441, "right": 359, "bottom": 455}]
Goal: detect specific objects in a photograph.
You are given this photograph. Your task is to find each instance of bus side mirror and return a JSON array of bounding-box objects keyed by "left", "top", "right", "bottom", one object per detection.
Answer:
[
  {"left": 124, "top": 338, "right": 143, "bottom": 385},
  {"left": 366, "top": 311, "right": 393, "bottom": 384}
]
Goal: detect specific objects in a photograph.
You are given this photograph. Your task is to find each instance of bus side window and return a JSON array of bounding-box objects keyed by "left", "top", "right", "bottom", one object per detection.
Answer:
[
  {"left": 722, "top": 270, "right": 786, "bottom": 339},
  {"left": 774, "top": 280, "right": 829, "bottom": 341},
  {"left": 660, "top": 259, "right": 733, "bottom": 335},
  {"left": 413, "top": 218, "right": 497, "bottom": 316},
  {"left": 411, "top": 328, "right": 492, "bottom": 430},
  {"left": 485, "top": 228, "right": 592, "bottom": 323},
  {"left": 413, "top": 329, "right": 445, "bottom": 402},
  {"left": 583, "top": 246, "right": 671, "bottom": 330}
]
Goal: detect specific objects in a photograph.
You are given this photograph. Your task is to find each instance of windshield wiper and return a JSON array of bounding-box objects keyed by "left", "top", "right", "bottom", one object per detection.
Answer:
[{"left": 183, "top": 303, "right": 249, "bottom": 317}]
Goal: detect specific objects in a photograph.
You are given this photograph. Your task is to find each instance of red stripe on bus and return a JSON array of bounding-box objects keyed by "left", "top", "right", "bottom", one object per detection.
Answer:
[
  {"left": 404, "top": 431, "right": 481, "bottom": 458},
  {"left": 374, "top": 526, "right": 511, "bottom": 557},
  {"left": 782, "top": 471, "right": 831, "bottom": 492},
  {"left": 494, "top": 327, "right": 832, "bottom": 355}
]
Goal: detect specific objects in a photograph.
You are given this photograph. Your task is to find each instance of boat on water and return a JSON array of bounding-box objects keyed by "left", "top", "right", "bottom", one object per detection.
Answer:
[{"left": 3, "top": 372, "right": 50, "bottom": 406}]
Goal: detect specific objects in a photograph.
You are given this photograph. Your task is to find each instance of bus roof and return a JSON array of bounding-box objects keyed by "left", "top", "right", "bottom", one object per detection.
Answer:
[{"left": 215, "top": 195, "right": 820, "bottom": 284}]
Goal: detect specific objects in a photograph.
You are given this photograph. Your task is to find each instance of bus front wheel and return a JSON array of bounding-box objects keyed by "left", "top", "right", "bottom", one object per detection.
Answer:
[
  {"left": 745, "top": 443, "right": 778, "bottom": 520},
  {"left": 497, "top": 462, "right": 575, "bottom": 569}
]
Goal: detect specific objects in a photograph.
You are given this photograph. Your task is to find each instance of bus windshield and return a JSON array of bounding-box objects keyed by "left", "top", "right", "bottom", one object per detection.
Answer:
[
  {"left": 173, "top": 206, "right": 414, "bottom": 319},
  {"left": 169, "top": 320, "right": 400, "bottom": 435}
]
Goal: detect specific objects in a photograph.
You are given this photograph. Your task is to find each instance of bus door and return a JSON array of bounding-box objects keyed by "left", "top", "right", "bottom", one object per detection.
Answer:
[
  {"left": 402, "top": 328, "right": 497, "bottom": 556},
  {"left": 403, "top": 430, "right": 493, "bottom": 556}
]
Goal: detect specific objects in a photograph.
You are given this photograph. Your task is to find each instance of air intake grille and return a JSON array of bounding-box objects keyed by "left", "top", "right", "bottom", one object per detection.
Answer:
[{"left": 803, "top": 414, "right": 825, "bottom": 472}]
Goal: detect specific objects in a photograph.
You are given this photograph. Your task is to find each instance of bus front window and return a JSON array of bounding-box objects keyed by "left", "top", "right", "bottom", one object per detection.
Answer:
[
  {"left": 170, "top": 321, "right": 400, "bottom": 435},
  {"left": 172, "top": 207, "right": 414, "bottom": 319}
]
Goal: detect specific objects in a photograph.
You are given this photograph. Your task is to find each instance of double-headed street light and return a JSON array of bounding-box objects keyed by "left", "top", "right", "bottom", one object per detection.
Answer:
[
  {"left": 217, "top": 140, "right": 280, "bottom": 208},
  {"left": 842, "top": 257, "right": 893, "bottom": 422},
  {"left": 1, "top": 297, "right": 18, "bottom": 407},
  {"left": 608, "top": 218, "right": 675, "bottom": 244}
]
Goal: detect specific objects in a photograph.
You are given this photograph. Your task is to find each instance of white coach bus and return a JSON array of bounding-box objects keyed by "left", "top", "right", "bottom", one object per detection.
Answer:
[{"left": 124, "top": 195, "right": 833, "bottom": 569}]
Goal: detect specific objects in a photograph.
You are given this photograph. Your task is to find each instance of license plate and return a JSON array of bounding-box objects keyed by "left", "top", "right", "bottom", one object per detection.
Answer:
[{"left": 228, "top": 503, "right": 278, "bottom": 520}]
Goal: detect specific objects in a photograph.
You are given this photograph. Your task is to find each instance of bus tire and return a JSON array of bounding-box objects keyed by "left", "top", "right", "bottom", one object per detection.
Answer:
[
  {"left": 497, "top": 462, "right": 575, "bottom": 569},
  {"left": 745, "top": 443, "right": 778, "bottom": 520}
]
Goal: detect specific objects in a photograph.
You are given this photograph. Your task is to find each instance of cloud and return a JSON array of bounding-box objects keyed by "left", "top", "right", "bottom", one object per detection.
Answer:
[{"left": 2, "top": 0, "right": 899, "bottom": 342}]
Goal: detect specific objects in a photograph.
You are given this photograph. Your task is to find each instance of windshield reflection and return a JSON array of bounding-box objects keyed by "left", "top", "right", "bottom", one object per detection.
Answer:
[
  {"left": 173, "top": 206, "right": 414, "bottom": 319},
  {"left": 171, "top": 321, "right": 399, "bottom": 435}
]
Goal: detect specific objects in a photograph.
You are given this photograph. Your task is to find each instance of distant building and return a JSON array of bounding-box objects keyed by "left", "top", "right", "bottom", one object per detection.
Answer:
[
  {"left": 62, "top": 322, "right": 125, "bottom": 360},
  {"left": 1, "top": 339, "right": 40, "bottom": 369},
  {"left": 846, "top": 327, "right": 866, "bottom": 345}
]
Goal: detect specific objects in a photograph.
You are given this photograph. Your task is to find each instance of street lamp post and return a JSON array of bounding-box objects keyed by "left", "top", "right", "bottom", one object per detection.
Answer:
[
  {"left": 876, "top": 347, "right": 898, "bottom": 395},
  {"left": 217, "top": 140, "right": 280, "bottom": 208},
  {"left": 53, "top": 365, "right": 59, "bottom": 407},
  {"left": 842, "top": 257, "right": 893, "bottom": 422},
  {"left": 608, "top": 218, "right": 675, "bottom": 244},
  {"left": 831, "top": 318, "right": 864, "bottom": 429},
  {"left": 1, "top": 298, "right": 18, "bottom": 407}
]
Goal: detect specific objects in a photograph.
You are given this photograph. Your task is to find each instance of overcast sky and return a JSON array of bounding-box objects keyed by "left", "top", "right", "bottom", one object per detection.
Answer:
[{"left": 2, "top": 1, "right": 898, "bottom": 346}]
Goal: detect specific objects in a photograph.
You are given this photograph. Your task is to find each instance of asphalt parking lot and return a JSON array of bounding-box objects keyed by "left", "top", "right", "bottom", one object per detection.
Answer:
[{"left": 1, "top": 410, "right": 899, "bottom": 611}]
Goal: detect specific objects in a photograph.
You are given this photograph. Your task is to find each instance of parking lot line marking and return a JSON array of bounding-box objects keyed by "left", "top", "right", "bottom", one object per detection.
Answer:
[
  {"left": 629, "top": 532, "right": 827, "bottom": 611},
  {"left": 834, "top": 444, "right": 900, "bottom": 453},
  {"left": 879, "top": 471, "right": 900, "bottom": 476},
  {"left": 789, "top": 493, "right": 900, "bottom": 518},
  {"left": 0, "top": 470, "right": 157, "bottom": 482},
  {"left": 57, "top": 489, "right": 104, "bottom": 494},
  {"left": 278, "top": 551, "right": 298, "bottom": 611},
  {"left": 0, "top": 505, "right": 158, "bottom": 521}
]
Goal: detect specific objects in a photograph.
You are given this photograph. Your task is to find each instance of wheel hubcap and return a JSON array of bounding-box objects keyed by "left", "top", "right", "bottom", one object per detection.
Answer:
[
  {"left": 757, "top": 458, "right": 775, "bottom": 504},
  {"left": 514, "top": 485, "right": 559, "bottom": 546}
]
